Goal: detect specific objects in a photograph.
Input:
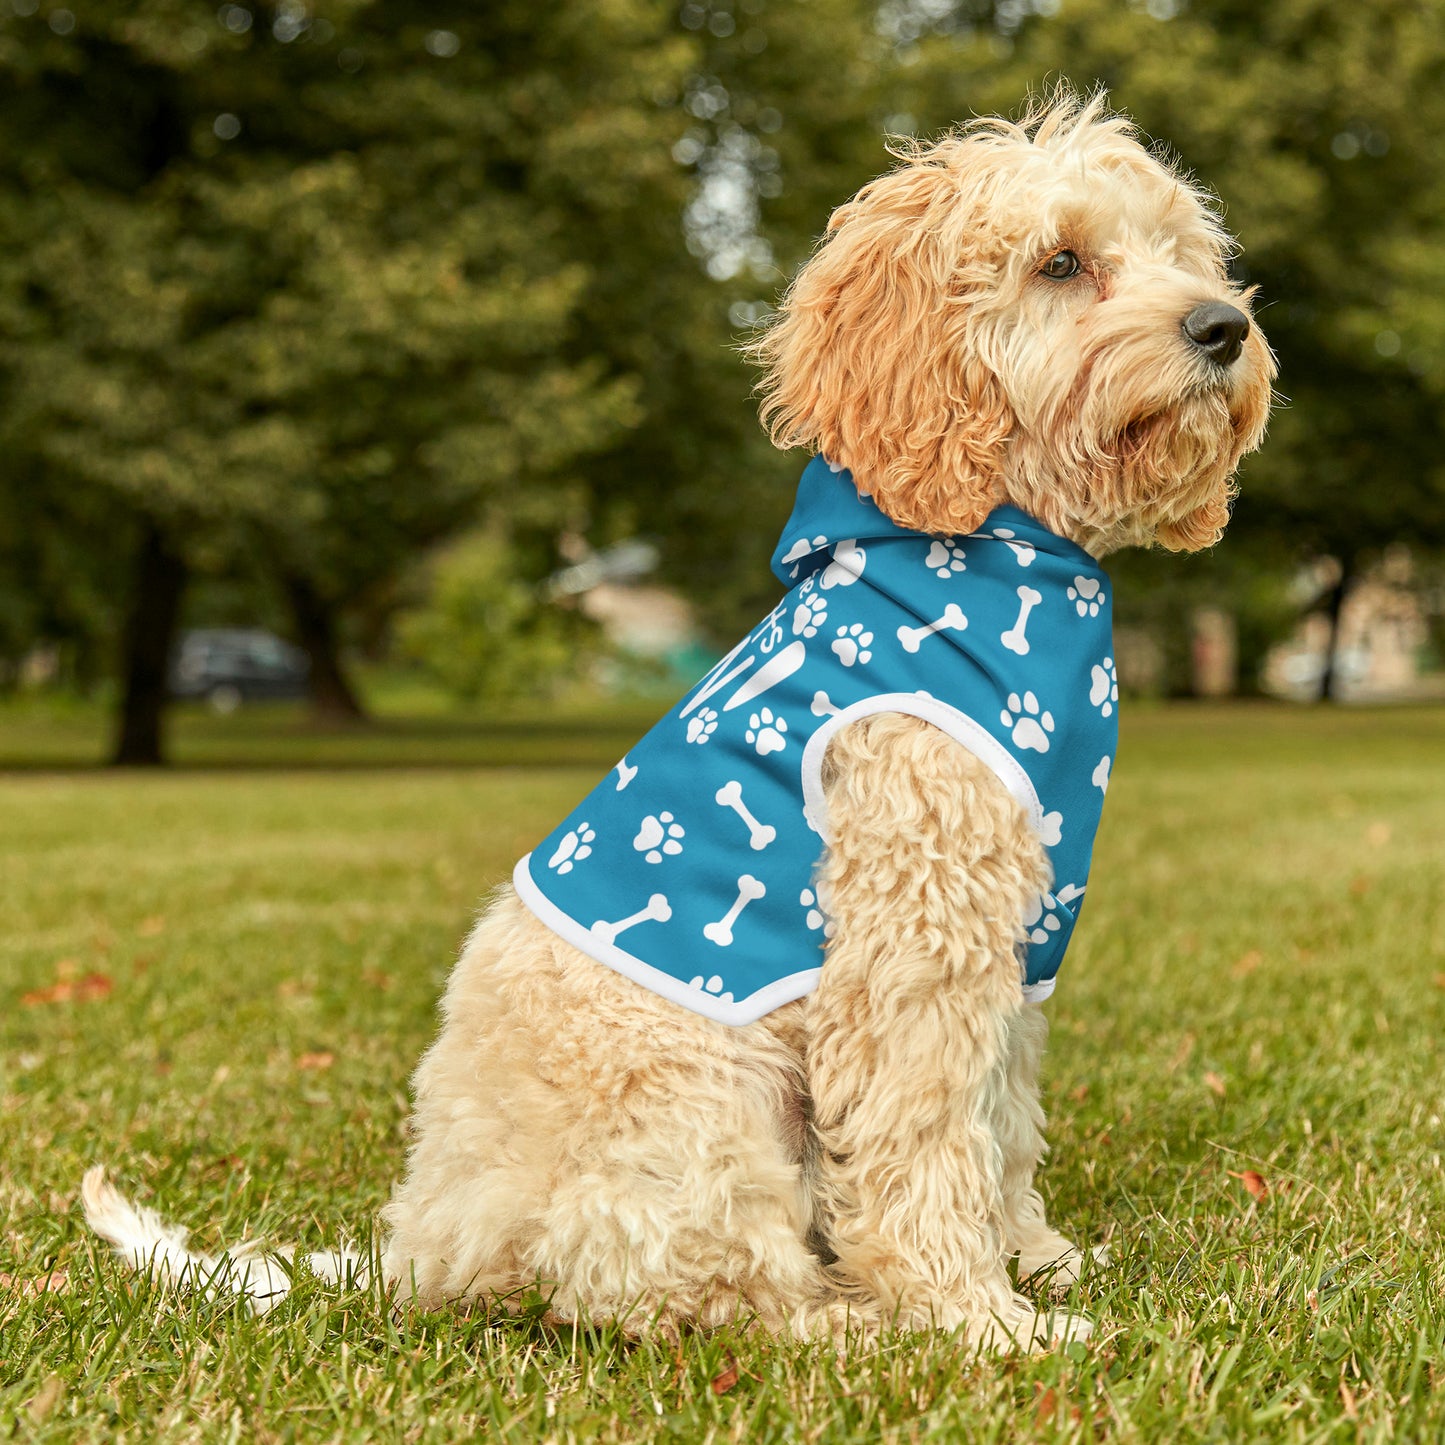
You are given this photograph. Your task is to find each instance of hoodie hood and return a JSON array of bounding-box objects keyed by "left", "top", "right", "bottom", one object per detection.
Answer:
[
  {"left": 771, "top": 455, "right": 1099, "bottom": 598},
  {"left": 516, "top": 452, "right": 1119, "bottom": 1026}
]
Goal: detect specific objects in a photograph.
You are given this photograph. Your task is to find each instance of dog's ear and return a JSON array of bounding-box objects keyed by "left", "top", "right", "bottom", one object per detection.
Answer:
[{"left": 750, "top": 147, "right": 1013, "bottom": 535}]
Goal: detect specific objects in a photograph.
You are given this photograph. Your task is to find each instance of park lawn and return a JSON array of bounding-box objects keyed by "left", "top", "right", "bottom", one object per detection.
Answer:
[{"left": 1, "top": 702, "right": 1443, "bottom": 1443}]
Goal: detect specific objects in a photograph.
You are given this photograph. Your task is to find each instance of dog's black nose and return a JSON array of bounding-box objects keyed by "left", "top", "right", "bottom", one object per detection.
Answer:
[{"left": 1182, "top": 302, "right": 1250, "bottom": 366}]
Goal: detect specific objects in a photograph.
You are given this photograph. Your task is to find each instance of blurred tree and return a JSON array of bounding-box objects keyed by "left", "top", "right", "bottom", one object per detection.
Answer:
[
  {"left": 0, "top": 0, "right": 688, "bottom": 758},
  {"left": 10, "top": 0, "right": 1444, "bottom": 745},
  {"left": 395, "top": 528, "right": 596, "bottom": 705},
  {"left": 577, "top": 0, "right": 889, "bottom": 635}
]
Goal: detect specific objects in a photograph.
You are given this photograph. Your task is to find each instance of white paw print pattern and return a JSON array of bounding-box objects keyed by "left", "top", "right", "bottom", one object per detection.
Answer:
[
  {"left": 686, "top": 707, "right": 719, "bottom": 744},
  {"left": 778, "top": 533, "right": 827, "bottom": 580},
  {"left": 925, "top": 539, "right": 967, "bottom": 578},
  {"left": 1092, "top": 755, "right": 1112, "bottom": 793},
  {"left": 1068, "top": 576, "right": 1106, "bottom": 617},
  {"left": 792, "top": 590, "right": 828, "bottom": 638},
  {"left": 800, "top": 887, "right": 836, "bottom": 939},
  {"left": 1090, "top": 657, "right": 1119, "bottom": 718},
  {"left": 1022, "top": 891, "right": 1064, "bottom": 947},
  {"left": 686, "top": 973, "right": 734, "bottom": 1003},
  {"left": 745, "top": 708, "right": 789, "bottom": 756},
  {"left": 547, "top": 822, "right": 595, "bottom": 874},
  {"left": 633, "top": 812, "right": 685, "bottom": 864},
  {"left": 832, "top": 623, "right": 873, "bottom": 666},
  {"left": 1000, "top": 691, "right": 1054, "bottom": 753},
  {"left": 821, "top": 538, "right": 867, "bottom": 589}
]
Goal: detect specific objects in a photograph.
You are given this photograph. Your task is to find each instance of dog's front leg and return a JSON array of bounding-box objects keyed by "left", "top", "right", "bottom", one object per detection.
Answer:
[
  {"left": 993, "top": 1003, "right": 1094, "bottom": 1290},
  {"left": 806, "top": 713, "right": 1088, "bottom": 1350}
]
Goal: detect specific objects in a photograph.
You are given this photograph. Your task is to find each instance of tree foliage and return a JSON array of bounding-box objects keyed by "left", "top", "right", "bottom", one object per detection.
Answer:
[
  {"left": 0, "top": 0, "right": 700, "bottom": 750},
  {"left": 2, "top": 0, "right": 1444, "bottom": 738}
]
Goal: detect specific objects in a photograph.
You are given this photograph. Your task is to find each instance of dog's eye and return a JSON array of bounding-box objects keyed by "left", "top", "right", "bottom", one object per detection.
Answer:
[{"left": 1041, "top": 250, "right": 1081, "bottom": 280}]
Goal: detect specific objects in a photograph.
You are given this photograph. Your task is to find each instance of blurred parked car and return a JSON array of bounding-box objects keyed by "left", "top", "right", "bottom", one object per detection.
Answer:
[{"left": 169, "top": 629, "right": 310, "bottom": 712}]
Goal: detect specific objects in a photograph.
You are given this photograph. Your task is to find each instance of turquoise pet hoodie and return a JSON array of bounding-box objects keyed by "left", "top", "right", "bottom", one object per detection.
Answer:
[{"left": 514, "top": 456, "right": 1118, "bottom": 1025}]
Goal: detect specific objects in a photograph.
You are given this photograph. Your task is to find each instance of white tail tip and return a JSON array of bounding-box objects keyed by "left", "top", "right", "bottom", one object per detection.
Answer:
[{"left": 81, "top": 1166, "right": 366, "bottom": 1314}]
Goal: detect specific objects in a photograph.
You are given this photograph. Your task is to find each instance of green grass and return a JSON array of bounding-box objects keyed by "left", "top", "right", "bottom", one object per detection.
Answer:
[{"left": 2, "top": 702, "right": 1443, "bottom": 1442}]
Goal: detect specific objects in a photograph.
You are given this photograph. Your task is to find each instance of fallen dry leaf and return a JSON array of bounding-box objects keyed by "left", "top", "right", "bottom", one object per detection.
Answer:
[
  {"left": 27, "top": 1375, "right": 64, "bottom": 1423},
  {"left": 1433, "top": 973, "right": 1445, "bottom": 990},
  {"left": 295, "top": 1051, "right": 334, "bottom": 1072},
  {"left": 21, "top": 973, "right": 113, "bottom": 1007},
  {"left": 1204, "top": 1071, "right": 1227, "bottom": 1098},
  {"left": 710, "top": 1356, "right": 740, "bottom": 1396},
  {"left": 1035, "top": 1386, "right": 1058, "bottom": 1425},
  {"left": 1228, "top": 1169, "right": 1269, "bottom": 1201},
  {"left": 0, "top": 1268, "right": 70, "bottom": 1299},
  {"left": 1348, "top": 875, "right": 1372, "bottom": 898},
  {"left": 138, "top": 915, "right": 166, "bottom": 937},
  {"left": 1168, "top": 1033, "right": 1197, "bottom": 1073},
  {"left": 1069, "top": 1083, "right": 1089, "bottom": 1103},
  {"left": 1365, "top": 822, "right": 1391, "bottom": 848},
  {"left": 1231, "top": 950, "right": 1263, "bottom": 978}
]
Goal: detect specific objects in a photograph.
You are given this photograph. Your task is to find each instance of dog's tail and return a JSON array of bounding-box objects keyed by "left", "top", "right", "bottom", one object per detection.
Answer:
[{"left": 81, "top": 1165, "right": 368, "bottom": 1315}]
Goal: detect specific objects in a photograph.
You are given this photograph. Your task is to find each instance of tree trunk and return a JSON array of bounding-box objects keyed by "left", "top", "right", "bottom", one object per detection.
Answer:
[
  {"left": 111, "top": 523, "right": 187, "bottom": 766},
  {"left": 284, "top": 572, "right": 367, "bottom": 723},
  {"left": 1317, "top": 553, "right": 1355, "bottom": 703}
]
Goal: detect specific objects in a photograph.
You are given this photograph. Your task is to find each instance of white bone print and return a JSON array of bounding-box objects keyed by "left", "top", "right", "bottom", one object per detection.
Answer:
[
  {"left": 896, "top": 603, "right": 968, "bottom": 654},
  {"left": 678, "top": 636, "right": 753, "bottom": 720},
  {"left": 722, "top": 640, "right": 806, "bottom": 713},
  {"left": 1000, "top": 585, "right": 1044, "bottom": 656},
  {"left": 614, "top": 757, "right": 637, "bottom": 791},
  {"left": 590, "top": 893, "right": 671, "bottom": 945},
  {"left": 715, "top": 779, "right": 776, "bottom": 850},
  {"left": 703, "top": 874, "right": 766, "bottom": 946},
  {"left": 810, "top": 690, "right": 838, "bottom": 718},
  {"left": 989, "top": 527, "right": 1036, "bottom": 566}
]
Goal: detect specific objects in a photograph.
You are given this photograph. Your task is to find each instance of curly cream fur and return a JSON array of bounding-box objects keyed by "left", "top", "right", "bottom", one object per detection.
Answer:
[
  {"left": 750, "top": 90, "right": 1273, "bottom": 552},
  {"left": 85, "top": 90, "right": 1272, "bottom": 1353},
  {"left": 383, "top": 716, "right": 1087, "bottom": 1349}
]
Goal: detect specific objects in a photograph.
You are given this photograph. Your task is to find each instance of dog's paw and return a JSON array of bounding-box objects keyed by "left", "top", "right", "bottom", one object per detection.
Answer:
[
  {"left": 970, "top": 1296, "right": 1093, "bottom": 1354},
  {"left": 1017, "top": 1239, "right": 1109, "bottom": 1294}
]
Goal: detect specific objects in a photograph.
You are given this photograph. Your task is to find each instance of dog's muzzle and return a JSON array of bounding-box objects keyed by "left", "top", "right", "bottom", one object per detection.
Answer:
[{"left": 1182, "top": 302, "right": 1250, "bottom": 367}]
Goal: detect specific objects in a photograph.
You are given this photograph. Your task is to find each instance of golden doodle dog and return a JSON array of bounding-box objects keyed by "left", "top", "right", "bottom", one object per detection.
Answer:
[{"left": 85, "top": 92, "right": 1273, "bottom": 1350}]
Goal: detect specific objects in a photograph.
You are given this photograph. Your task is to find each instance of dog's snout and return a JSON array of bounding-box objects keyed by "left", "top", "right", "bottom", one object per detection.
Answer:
[{"left": 1182, "top": 302, "right": 1250, "bottom": 367}]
